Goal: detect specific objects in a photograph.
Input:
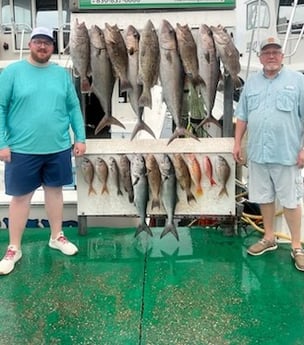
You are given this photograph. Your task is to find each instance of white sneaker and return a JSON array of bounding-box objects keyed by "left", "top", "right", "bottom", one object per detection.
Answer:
[
  {"left": 0, "top": 245, "right": 22, "bottom": 275},
  {"left": 49, "top": 232, "right": 78, "bottom": 256}
]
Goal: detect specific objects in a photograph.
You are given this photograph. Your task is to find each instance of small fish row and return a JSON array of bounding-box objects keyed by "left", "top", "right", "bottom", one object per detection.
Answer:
[
  {"left": 79, "top": 153, "right": 231, "bottom": 240},
  {"left": 69, "top": 19, "right": 241, "bottom": 144}
]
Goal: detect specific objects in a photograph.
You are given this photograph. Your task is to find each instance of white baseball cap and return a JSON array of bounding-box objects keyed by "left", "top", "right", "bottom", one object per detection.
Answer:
[
  {"left": 30, "top": 27, "right": 54, "bottom": 41},
  {"left": 260, "top": 37, "right": 281, "bottom": 50}
]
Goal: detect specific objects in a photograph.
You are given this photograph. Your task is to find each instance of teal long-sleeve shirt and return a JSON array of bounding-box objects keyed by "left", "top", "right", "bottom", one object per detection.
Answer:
[{"left": 0, "top": 60, "right": 86, "bottom": 154}]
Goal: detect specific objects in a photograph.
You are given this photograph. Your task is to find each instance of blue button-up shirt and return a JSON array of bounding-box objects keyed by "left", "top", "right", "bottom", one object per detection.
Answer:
[{"left": 235, "top": 67, "right": 304, "bottom": 165}]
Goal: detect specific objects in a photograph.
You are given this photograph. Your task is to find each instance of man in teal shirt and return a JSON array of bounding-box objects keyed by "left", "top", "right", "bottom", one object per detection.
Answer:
[
  {"left": 0, "top": 27, "right": 86, "bottom": 275},
  {"left": 233, "top": 37, "right": 304, "bottom": 272}
]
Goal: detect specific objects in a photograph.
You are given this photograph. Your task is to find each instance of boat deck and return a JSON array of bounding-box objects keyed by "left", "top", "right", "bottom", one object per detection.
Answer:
[{"left": 0, "top": 226, "right": 303, "bottom": 345}]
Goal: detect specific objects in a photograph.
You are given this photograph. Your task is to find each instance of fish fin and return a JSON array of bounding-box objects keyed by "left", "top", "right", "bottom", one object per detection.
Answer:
[
  {"left": 101, "top": 185, "right": 109, "bottom": 194},
  {"left": 81, "top": 78, "right": 91, "bottom": 93},
  {"left": 192, "top": 74, "right": 205, "bottom": 87},
  {"left": 88, "top": 186, "right": 97, "bottom": 195},
  {"left": 186, "top": 191, "right": 196, "bottom": 204},
  {"left": 128, "top": 192, "right": 134, "bottom": 203},
  {"left": 138, "top": 88, "right": 152, "bottom": 109},
  {"left": 151, "top": 198, "right": 161, "bottom": 210},
  {"left": 133, "top": 176, "right": 140, "bottom": 186},
  {"left": 130, "top": 120, "right": 156, "bottom": 141},
  {"left": 233, "top": 76, "right": 243, "bottom": 89},
  {"left": 210, "top": 178, "right": 217, "bottom": 186},
  {"left": 196, "top": 186, "right": 203, "bottom": 196},
  {"left": 218, "top": 187, "right": 229, "bottom": 197},
  {"left": 120, "top": 79, "right": 132, "bottom": 93},
  {"left": 94, "top": 115, "right": 126, "bottom": 135},
  {"left": 167, "top": 127, "right": 199, "bottom": 145},
  {"left": 135, "top": 222, "right": 153, "bottom": 237},
  {"left": 196, "top": 115, "right": 222, "bottom": 132},
  {"left": 160, "top": 224, "right": 179, "bottom": 241}
]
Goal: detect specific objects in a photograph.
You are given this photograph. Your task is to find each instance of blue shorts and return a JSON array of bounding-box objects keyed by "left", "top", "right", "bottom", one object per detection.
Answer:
[{"left": 5, "top": 149, "right": 73, "bottom": 196}]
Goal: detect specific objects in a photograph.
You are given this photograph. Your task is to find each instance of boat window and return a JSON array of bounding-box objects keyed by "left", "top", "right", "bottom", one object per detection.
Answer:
[
  {"left": 1, "top": 0, "right": 32, "bottom": 37},
  {"left": 1, "top": 0, "right": 11, "bottom": 32},
  {"left": 36, "top": 0, "right": 70, "bottom": 52},
  {"left": 278, "top": 2, "right": 304, "bottom": 33},
  {"left": 246, "top": 0, "right": 270, "bottom": 30}
]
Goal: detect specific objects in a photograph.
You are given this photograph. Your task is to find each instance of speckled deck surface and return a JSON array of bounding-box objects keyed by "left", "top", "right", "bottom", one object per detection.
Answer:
[{"left": 0, "top": 226, "right": 303, "bottom": 345}]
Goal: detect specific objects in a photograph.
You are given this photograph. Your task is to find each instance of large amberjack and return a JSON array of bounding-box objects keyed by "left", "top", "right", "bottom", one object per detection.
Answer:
[
  {"left": 158, "top": 19, "right": 199, "bottom": 145},
  {"left": 70, "top": 19, "right": 91, "bottom": 93},
  {"left": 210, "top": 24, "right": 241, "bottom": 88},
  {"left": 138, "top": 20, "right": 160, "bottom": 109},
  {"left": 104, "top": 23, "right": 131, "bottom": 92},
  {"left": 158, "top": 154, "right": 179, "bottom": 241},
  {"left": 88, "top": 25, "right": 125, "bottom": 135},
  {"left": 196, "top": 24, "right": 222, "bottom": 131},
  {"left": 176, "top": 23, "right": 203, "bottom": 87},
  {"left": 125, "top": 25, "right": 155, "bottom": 140},
  {"left": 131, "top": 154, "right": 152, "bottom": 237}
]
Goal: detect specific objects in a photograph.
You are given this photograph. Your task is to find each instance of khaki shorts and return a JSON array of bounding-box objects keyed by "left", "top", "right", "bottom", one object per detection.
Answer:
[{"left": 248, "top": 161, "right": 304, "bottom": 208}]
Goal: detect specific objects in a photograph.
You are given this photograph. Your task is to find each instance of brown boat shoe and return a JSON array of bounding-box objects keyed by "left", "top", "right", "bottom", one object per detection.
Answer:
[
  {"left": 247, "top": 238, "right": 278, "bottom": 256},
  {"left": 291, "top": 248, "right": 304, "bottom": 272}
]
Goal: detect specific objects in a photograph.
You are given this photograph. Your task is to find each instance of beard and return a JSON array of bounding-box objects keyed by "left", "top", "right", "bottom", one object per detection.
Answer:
[{"left": 30, "top": 50, "right": 52, "bottom": 64}]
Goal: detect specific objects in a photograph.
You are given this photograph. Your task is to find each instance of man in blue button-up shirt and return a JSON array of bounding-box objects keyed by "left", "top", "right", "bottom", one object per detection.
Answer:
[{"left": 233, "top": 37, "right": 304, "bottom": 272}]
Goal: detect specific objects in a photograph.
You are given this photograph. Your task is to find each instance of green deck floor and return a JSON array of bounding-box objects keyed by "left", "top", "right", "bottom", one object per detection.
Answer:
[{"left": 0, "top": 226, "right": 303, "bottom": 345}]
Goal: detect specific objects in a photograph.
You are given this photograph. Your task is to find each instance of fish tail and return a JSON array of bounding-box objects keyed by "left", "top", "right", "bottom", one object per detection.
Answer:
[
  {"left": 94, "top": 115, "right": 126, "bottom": 135},
  {"left": 88, "top": 185, "right": 97, "bottom": 195},
  {"left": 160, "top": 224, "right": 179, "bottom": 241},
  {"left": 151, "top": 198, "right": 161, "bottom": 210},
  {"left": 192, "top": 74, "right": 205, "bottom": 87},
  {"left": 196, "top": 185, "right": 203, "bottom": 196},
  {"left": 101, "top": 185, "right": 109, "bottom": 194},
  {"left": 196, "top": 115, "right": 222, "bottom": 132},
  {"left": 218, "top": 187, "right": 229, "bottom": 197},
  {"left": 120, "top": 79, "right": 132, "bottom": 93},
  {"left": 186, "top": 191, "right": 196, "bottom": 204},
  {"left": 128, "top": 191, "right": 134, "bottom": 203},
  {"left": 135, "top": 222, "right": 153, "bottom": 237},
  {"left": 130, "top": 120, "right": 156, "bottom": 141},
  {"left": 210, "top": 178, "right": 217, "bottom": 186},
  {"left": 233, "top": 76, "right": 243, "bottom": 89},
  {"left": 81, "top": 77, "right": 91, "bottom": 93},
  {"left": 138, "top": 88, "right": 152, "bottom": 109},
  {"left": 167, "top": 127, "right": 199, "bottom": 145}
]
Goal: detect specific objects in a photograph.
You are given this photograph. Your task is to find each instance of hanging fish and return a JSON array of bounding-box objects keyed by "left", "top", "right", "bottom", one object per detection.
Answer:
[
  {"left": 104, "top": 23, "right": 131, "bottom": 92},
  {"left": 69, "top": 19, "right": 91, "bottom": 93},
  {"left": 95, "top": 157, "right": 109, "bottom": 194},
  {"left": 172, "top": 153, "right": 196, "bottom": 204},
  {"left": 186, "top": 153, "right": 203, "bottom": 196},
  {"left": 138, "top": 19, "right": 160, "bottom": 109},
  {"left": 158, "top": 154, "right": 179, "bottom": 241},
  {"left": 109, "top": 156, "right": 123, "bottom": 196},
  {"left": 203, "top": 155, "right": 217, "bottom": 186},
  {"left": 80, "top": 157, "right": 96, "bottom": 196},
  {"left": 215, "top": 155, "right": 231, "bottom": 197},
  {"left": 125, "top": 24, "right": 155, "bottom": 140},
  {"left": 119, "top": 154, "right": 134, "bottom": 203},
  {"left": 145, "top": 154, "right": 162, "bottom": 210},
  {"left": 131, "top": 154, "right": 152, "bottom": 237}
]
